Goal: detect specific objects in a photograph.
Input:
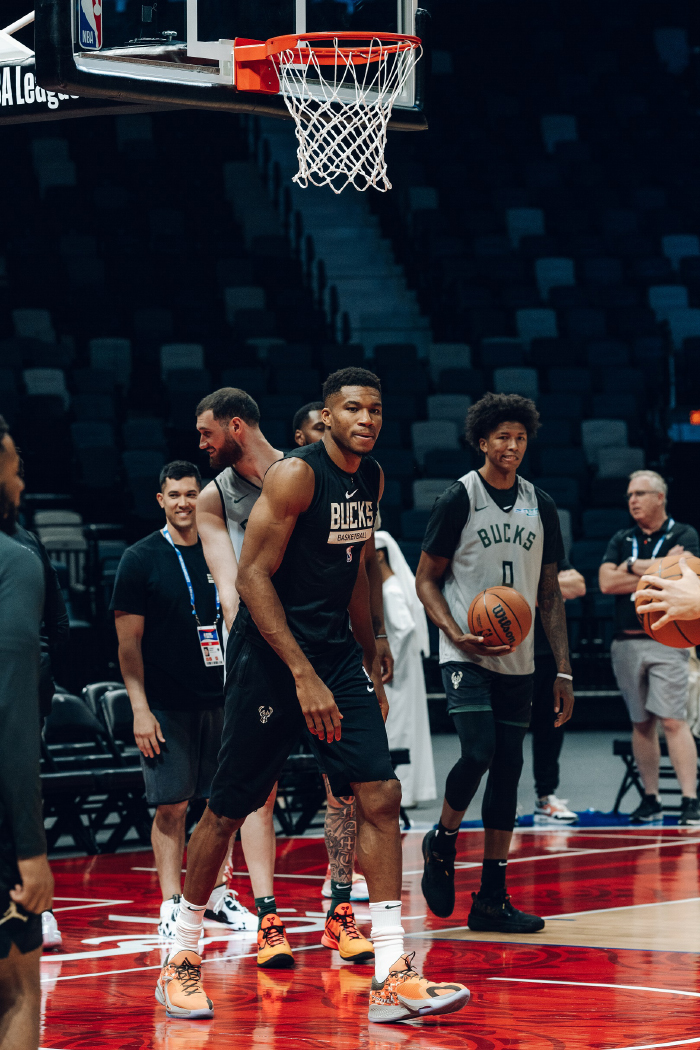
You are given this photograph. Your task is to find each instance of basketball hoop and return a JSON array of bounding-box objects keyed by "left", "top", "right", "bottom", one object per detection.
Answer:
[{"left": 234, "top": 32, "right": 422, "bottom": 194}]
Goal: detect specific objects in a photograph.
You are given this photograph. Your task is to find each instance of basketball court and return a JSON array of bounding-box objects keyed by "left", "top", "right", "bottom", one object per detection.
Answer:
[{"left": 41, "top": 826, "right": 700, "bottom": 1049}]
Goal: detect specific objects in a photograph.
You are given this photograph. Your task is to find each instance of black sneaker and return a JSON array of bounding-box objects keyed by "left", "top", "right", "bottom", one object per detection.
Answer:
[
  {"left": 679, "top": 796, "right": 700, "bottom": 826},
  {"left": 420, "top": 829, "right": 456, "bottom": 918},
  {"left": 467, "top": 891, "right": 545, "bottom": 934},
  {"left": 629, "top": 794, "right": 663, "bottom": 824}
]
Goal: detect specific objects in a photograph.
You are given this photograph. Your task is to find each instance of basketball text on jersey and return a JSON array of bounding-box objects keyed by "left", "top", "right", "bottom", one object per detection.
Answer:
[{"left": 327, "top": 500, "right": 375, "bottom": 544}]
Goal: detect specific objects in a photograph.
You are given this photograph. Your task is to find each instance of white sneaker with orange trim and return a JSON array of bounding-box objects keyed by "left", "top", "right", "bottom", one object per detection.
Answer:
[
  {"left": 155, "top": 950, "right": 214, "bottom": 1019},
  {"left": 534, "top": 795, "right": 578, "bottom": 825},
  {"left": 321, "top": 865, "right": 370, "bottom": 902},
  {"left": 368, "top": 952, "right": 470, "bottom": 1023}
]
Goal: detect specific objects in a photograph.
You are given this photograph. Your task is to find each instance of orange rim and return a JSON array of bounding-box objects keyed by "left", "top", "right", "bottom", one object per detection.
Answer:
[{"left": 265, "top": 31, "right": 421, "bottom": 66}]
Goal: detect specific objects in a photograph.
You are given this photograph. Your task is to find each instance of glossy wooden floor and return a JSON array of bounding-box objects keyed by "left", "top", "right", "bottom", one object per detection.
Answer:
[{"left": 42, "top": 827, "right": 700, "bottom": 1050}]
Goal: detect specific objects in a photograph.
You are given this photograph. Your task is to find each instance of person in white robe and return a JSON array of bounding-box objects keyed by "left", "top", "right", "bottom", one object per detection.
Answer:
[{"left": 375, "top": 530, "right": 437, "bottom": 807}]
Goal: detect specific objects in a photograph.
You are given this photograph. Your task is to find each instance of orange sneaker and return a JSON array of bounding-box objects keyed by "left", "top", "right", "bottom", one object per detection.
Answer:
[
  {"left": 257, "top": 913, "right": 294, "bottom": 969},
  {"left": 321, "top": 902, "right": 374, "bottom": 964},
  {"left": 368, "top": 952, "right": 469, "bottom": 1023},
  {"left": 155, "top": 950, "right": 214, "bottom": 1019}
]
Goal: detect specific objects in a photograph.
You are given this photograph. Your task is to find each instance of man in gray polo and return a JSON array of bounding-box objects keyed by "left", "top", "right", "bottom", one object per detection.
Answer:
[{"left": 600, "top": 470, "right": 700, "bottom": 825}]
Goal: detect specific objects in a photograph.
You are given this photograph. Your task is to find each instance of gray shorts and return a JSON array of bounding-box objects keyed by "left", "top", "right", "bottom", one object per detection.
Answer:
[
  {"left": 611, "top": 637, "right": 690, "bottom": 724},
  {"left": 140, "top": 707, "right": 224, "bottom": 806}
]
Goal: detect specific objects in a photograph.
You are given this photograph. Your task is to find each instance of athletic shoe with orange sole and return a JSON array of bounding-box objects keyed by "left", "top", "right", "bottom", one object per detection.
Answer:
[
  {"left": 257, "top": 913, "right": 295, "bottom": 969},
  {"left": 155, "top": 950, "right": 214, "bottom": 1019},
  {"left": 321, "top": 902, "right": 375, "bottom": 964},
  {"left": 368, "top": 952, "right": 470, "bottom": 1023}
]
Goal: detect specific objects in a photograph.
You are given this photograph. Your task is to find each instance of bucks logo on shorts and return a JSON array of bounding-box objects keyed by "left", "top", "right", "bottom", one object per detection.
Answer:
[
  {"left": 451, "top": 670, "right": 463, "bottom": 690},
  {"left": 258, "top": 706, "right": 273, "bottom": 724}
]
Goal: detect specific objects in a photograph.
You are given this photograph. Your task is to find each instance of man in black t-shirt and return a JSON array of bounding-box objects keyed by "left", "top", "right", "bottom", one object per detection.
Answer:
[
  {"left": 599, "top": 470, "right": 700, "bottom": 826},
  {"left": 416, "top": 393, "right": 574, "bottom": 935},
  {"left": 111, "top": 461, "right": 256, "bottom": 940}
]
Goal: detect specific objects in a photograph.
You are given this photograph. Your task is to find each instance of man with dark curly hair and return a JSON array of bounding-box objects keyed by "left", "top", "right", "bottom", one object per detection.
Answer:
[{"left": 416, "top": 392, "right": 574, "bottom": 933}]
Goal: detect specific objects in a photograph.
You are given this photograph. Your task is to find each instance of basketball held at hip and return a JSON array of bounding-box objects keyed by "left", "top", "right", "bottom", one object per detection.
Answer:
[
  {"left": 467, "top": 586, "right": 532, "bottom": 651},
  {"left": 635, "top": 553, "right": 700, "bottom": 648}
]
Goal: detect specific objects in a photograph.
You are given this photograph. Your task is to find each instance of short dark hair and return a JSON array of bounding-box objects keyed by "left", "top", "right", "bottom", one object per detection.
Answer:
[
  {"left": 293, "top": 400, "right": 324, "bottom": 433},
  {"left": 196, "top": 387, "right": 260, "bottom": 426},
  {"left": 465, "top": 392, "right": 541, "bottom": 451},
  {"left": 322, "top": 367, "right": 382, "bottom": 403},
  {"left": 159, "top": 460, "right": 202, "bottom": 490}
]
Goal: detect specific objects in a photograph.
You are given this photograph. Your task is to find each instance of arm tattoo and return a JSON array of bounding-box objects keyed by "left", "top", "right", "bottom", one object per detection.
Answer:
[
  {"left": 324, "top": 795, "right": 357, "bottom": 885},
  {"left": 537, "top": 562, "right": 572, "bottom": 673}
]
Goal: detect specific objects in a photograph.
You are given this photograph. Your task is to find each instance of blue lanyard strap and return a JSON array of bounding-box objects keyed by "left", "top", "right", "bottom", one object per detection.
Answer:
[
  {"left": 631, "top": 518, "right": 675, "bottom": 561},
  {"left": 162, "top": 527, "right": 220, "bottom": 624}
]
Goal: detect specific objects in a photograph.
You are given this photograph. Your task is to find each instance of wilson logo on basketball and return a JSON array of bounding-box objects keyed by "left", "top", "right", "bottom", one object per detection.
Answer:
[{"left": 492, "top": 604, "right": 516, "bottom": 646}]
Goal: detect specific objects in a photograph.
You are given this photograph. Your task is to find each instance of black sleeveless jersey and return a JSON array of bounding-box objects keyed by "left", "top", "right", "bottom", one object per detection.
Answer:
[{"left": 236, "top": 440, "right": 381, "bottom": 659}]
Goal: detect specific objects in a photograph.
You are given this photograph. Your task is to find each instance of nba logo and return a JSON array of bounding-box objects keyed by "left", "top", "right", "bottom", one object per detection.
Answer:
[{"left": 78, "top": 0, "right": 102, "bottom": 50}]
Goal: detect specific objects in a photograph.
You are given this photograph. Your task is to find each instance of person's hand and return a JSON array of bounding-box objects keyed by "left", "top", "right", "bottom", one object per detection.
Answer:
[
  {"left": 636, "top": 556, "right": 700, "bottom": 628},
  {"left": 368, "top": 656, "right": 390, "bottom": 721},
  {"left": 375, "top": 636, "right": 394, "bottom": 684},
  {"left": 450, "top": 632, "right": 513, "bottom": 658},
  {"left": 11, "top": 854, "right": 54, "bottom": 914},
  {"left": 667, "top": 544, "right": 686, "bottom": 557},
  {"left": 553, "top": 677, "right": 575, "bottom": 728},
  {"left": 133, "top": 708, "right": 165, "bottom": 758},
  {"left": 296, "top": 670, "right": 343, "bottom": 742}
]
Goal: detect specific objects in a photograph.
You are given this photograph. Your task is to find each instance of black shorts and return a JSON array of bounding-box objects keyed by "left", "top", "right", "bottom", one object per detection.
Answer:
[
  {"left": 139, "top": 707, "right": 225, "bottom": 806},
  {"left": 0, "top": 856, "right": 42, "bottom": 959},
  {"left": 208, "top": 631, "right": 398, "bottom": 820},
  {"left": 441, "top": 661, "right": 533, "bottom": 727}
]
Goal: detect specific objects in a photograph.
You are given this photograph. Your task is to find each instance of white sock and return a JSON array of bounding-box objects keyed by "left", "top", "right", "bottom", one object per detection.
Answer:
[
  {"left": 207, "top": 882, "right": 227, "bottom": 911},
  {"left": 171, "top": 896, "right": 206, "bottom": 957},
  {"left": 369, "top": 900, "right": 405, "bottom": 983}
]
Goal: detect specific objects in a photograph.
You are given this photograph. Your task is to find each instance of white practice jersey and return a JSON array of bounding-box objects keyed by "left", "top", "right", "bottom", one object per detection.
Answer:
[
  {"left": 440, "top": 470, "right": 544, "bottom": 675},
  {"left": 214, "top": 466, "right": 262, "bottom": 560}
]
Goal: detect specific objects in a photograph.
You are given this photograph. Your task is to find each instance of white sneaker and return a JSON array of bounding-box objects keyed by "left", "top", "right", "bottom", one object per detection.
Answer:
[
  {"left": 42, "top": 911, "right": 62, "bottom": 949},
  {"left": 534, "top": 795, "right": 578, "bottom": 825},
  {"left": 204, "top": 890, "right": 257, "bottom": 931},
  {"left": 158, "top": 895, "right": 181, "bottom": 938},
  {"left": 321, "top": 866, "right": 369, "bottom": 902}
]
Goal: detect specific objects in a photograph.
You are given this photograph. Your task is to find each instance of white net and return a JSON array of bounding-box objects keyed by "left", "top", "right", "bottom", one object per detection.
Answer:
[{"left": 277, "top": 37, "right": 421, "bottom": 194}]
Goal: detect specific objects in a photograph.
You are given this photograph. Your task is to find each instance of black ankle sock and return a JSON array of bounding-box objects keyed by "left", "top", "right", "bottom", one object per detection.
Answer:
[
  {"left": 329, "top": 878, "right": 351, "bottom": 916},
  {"left": 434, "top": 821, "right": 459, "bottom": 853},
  {"left": 255, "top": 895, "right": 277, "bottom": 929},
  {"left": 479, "top": 859, "right": 507, "bottom": 898}
]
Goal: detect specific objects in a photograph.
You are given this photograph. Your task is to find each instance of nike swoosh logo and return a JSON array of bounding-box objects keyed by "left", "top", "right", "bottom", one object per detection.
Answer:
[
  {"left": 384, "top": 904, "right": 401, "bottom": 910},
  {"left": 346, "top": 489, "right": 358, "bottom": 499},
  {"left": 233, "top": 495, "right": 248, "bottom": 503},
  {"left": 475, "top": 505, "right": 488, "bottom": 511}
]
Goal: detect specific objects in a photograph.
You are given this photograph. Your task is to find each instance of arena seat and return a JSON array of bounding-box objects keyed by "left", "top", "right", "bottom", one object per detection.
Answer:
[
  {"left": 535, "top": 258, "right": 575, "bottom": 300},
  {"left": 412, "top": 479, "right": 452, "bottom": 510},
  {"left": 427, "top": 394, "right": 471, "bottom": 429},
  {"left": 411, "top": 420, "right": 460, "bottom": 466}
]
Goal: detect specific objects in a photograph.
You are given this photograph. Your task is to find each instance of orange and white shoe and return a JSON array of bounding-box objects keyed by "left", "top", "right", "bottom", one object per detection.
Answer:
[
  {"left": 321, "top": 902, "right": 375, "bottom": 964},
  {"left": 257, "top": 913, "right": 295, "bottom": 969},
  {"left": 155, "top": 950, "right": 213, "bottom": 1019},
  {"left": 368, "top": 952, "right": 470, "bottom": 1023}
]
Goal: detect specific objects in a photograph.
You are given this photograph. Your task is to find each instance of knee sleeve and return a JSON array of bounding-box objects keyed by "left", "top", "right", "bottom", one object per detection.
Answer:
[
  {"left": 444, "top": 711, "right": 496, "bottom": 812},
  {"left": 482, "top": 722, "right": 528, "bottom": 831}
]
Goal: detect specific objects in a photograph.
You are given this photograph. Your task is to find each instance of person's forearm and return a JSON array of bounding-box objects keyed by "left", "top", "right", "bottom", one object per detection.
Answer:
[
  {"left": 416, "top": 576, "right": 464, "bottom": 644},
  {"left": 118, "top": 639, "right": 150, "bottom": 711},
  {"left": 237, "top": 567, "right": 315, "bottom": 680},
  {"left": 599, "top": 564, "right": 639, "bottom": 594},
  {"left": 538, "top": 571, "right": 572, "bottom": 674},
  {"left": 365, "top": 547, "right": 387, "bottom": 638}
]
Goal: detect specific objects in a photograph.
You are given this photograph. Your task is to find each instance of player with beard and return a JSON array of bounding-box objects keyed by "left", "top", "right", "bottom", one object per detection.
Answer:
[
  {"left": 0, "top": 415, "right": 53, "bottom": 1050},
  {"left": 194, "top": 387, "right": 290, "bottom": 967},
  {"left": 157, "top": 369, "right": 469, "bottom": 1024}
]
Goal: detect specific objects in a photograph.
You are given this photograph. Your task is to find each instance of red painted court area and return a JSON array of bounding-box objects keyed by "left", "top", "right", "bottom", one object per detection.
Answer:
[{"left": 42, "top": 828, "right": 700, "bottom": 1050}]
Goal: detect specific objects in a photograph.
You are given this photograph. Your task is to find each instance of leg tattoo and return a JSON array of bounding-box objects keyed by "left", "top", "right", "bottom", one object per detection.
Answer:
[{"left": 323, "top": 774, "right": 356, "bottom": 884}]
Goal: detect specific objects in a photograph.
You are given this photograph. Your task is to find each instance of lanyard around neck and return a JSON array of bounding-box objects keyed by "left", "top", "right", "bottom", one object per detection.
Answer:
[
  {"left": 631, "top": 518, "right": 675, "bottom": 561},
  {"left": 161, "top": 526, "right": 220, "bottom": 625}
]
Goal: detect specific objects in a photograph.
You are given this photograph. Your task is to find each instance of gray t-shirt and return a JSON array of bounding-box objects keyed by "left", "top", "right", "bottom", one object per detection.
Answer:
[
  {"left": 214, "top": 466, "right": 265, "bottom": 560},
  {"left": 0, "top": 530, "right": 46, "bottom": 865}
]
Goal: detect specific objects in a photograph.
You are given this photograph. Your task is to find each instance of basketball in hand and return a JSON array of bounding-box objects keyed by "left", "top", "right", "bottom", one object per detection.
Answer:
[
  {"left": 635, "top": 553, "right": 700, "bottom": 648},
  {"left": 468, "top": 586, "right": 532, "bottom": 651}
]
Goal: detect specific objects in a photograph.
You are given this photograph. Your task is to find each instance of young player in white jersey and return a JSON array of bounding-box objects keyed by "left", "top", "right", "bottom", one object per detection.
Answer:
[
  {"left": 194, "top": 387, "right": 291, "bottom": 967},
  {"left": 416, "top": 393, "right": 574, "bottom": 933}
]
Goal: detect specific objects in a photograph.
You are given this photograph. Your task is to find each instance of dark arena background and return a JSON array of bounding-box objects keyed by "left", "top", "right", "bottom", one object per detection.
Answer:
[{"left": 2, "top": 2, "right": 700, "bottom": 1048}]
